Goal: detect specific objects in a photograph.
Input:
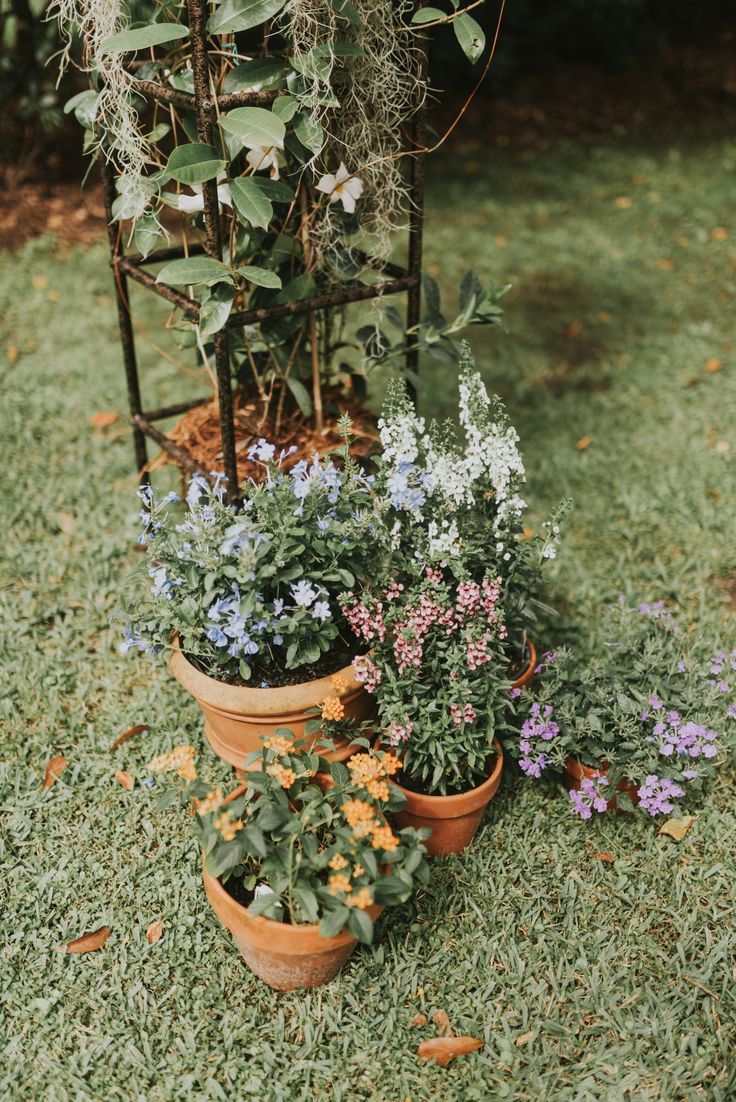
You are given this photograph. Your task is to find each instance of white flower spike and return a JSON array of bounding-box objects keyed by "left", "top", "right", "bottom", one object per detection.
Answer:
[{"left": 316, "top": 162, "right": 363, "bottom": 214}]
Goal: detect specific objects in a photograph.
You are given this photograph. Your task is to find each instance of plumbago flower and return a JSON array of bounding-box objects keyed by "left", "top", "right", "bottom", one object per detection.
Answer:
[
  {"left": 119, "top": 429, "right": 376, "bottom": 686},
  {"left": 505, "top": 599, "right": 733, "bottom": 820}
]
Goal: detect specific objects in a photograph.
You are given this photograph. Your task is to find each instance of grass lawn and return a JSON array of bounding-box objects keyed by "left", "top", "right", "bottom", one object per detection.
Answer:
[{"left": 1, "top": 105, "right": 735, "bottom": 1100}]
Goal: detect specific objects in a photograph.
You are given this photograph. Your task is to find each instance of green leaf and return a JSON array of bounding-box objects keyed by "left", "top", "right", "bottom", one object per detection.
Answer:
[
  {"left": 100, "top": 23, "right": 189, "bottom": 55},
  {"left": 240, "top": 266, "right": 282, "bottom": 289},
  {"left": 208, "top": 0, "right": 287, "bottom": 35},
  {"left": 165, "top": 143, "right": 226, "bottom": 186},
  {"left": 411, "top": 6, "right": 445, "bottom": 24},
  {"left": 285, "top": 377, "right": 313, "bottom": 417},
  {"left": 293, "top": 112, "right": 324, "bottom": 154},
  {"left": 199, "top": 284, "right": 235, "bottom": 337},
  {"left": 223, "top": 58, "right": 284, "bottom": 93},
  {"left": 63, "top": 90, "right": 98, "bottom": 130},
  {"left": 331, "top": 0, "right": 361, "bottom": 27},
  {"left": 346, "top": 908, "right": 373, "bottom": 944},
  {"left": 272, "top": 95, "right": 299, "bottom": 123},
  {"left": 319, "top": 906, "right": 349, "bottom": 938},
  {"left": 292, "top": 887, "right": 319, "bottom": 923},
  {"left": 454, "top": 13, "right": 485, "bottom": 63},
  {"left": 221, "top": 107, "right": 286, "bottom": 149},
  {"left": 133, "top": 214, "right": 163, "bottom": 260},
  {"left": 156, "top": 257, "right": 232, "bottom": 287},
  {"left": 230, "top": 177, "right": 273, "bottom": 230}
]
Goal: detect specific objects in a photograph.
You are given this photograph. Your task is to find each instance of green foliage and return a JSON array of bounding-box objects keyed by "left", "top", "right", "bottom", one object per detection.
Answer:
[{"left": 190, "top": 737, "right": 429, "bottom": 940}]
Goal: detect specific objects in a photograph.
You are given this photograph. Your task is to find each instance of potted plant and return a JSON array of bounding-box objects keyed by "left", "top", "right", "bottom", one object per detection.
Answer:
[
  {"left": 55, "top": 0, "right": 507, "bottom": 473},
  {"left": 506, "top": 599, "right": 733, "bottom": 820},
  {"left": 185, "top": 735, "right": 429, "bottom": 990},
  {"left": 340, "top": 345, "right": 566, "bottom": 854},
  {"left": 121, "top": 431, "right": 380, "bottom": 766}
]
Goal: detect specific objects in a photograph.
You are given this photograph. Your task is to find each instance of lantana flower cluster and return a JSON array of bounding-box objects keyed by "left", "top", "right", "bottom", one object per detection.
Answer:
[
  {"left": 506, "top": 599, "right": 732, "bottom": 820},
  {"left": 121, "top": 436, "right": 376, "bottom": 684}
]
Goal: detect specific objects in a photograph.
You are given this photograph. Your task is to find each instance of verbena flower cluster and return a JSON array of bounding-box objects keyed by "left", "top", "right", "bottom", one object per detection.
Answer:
[
  {"left": 189, "top": 736, "right": 429, "bottom": 942},
  {"left": 121, "top": 437, "right": 376, "bottom": 684},
  {"left": 506, "top": 599, "right": 733, "bottom": 819}
]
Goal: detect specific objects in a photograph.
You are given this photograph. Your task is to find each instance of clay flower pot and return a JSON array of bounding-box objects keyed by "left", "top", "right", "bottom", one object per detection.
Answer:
[
  {"left": 512, "top": 638, "right": 537, "bottom": 690},
  {"left": 203, "top": 866, "right": 383, "bottom": 991},
  {"left": 564, "top": 757, "right": 639, "bottom": 812},
  {"left": 393, "top": 739, "right": 504, "bottom": 857},
  {"left": 170, "top": 643, "right": 374, "bottom": 769}
]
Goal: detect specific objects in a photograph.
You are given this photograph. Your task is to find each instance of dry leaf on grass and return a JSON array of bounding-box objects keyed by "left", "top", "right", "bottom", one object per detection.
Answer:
[
  {"left": 57, "top": 512, "right": 75, "bottom": 534},
  {"left": 32, "top": 275, "right": 48, "bottom": 290},
  {"left": 614, "top": 196, "right": 632, "bottom": 209},
  {"left": 109, "top": 723, "right": 148, "bottom": 751},
  {"left": 575, "top": 436, "right": 592, "bottom": 451},
  {"left": 43, "top": 754, "right": 68, "bottom": 790},
  {"left": 90, "top": 411, "right": 118, "bottom": 429},
  {"left": 417, "top": 1036, "right": 484, "bottom": 1066},
  {"left": 432, "top": 1009, "right": 454, "bottom": 1037},
  {"left": 411, "top": 1013, "right": 427, "bottom": 1027},
  {"left": 565, "top": 320, "right": 583, "bottom": 339},
  {"left": 516, "top": 1030, "right": 534, "bottom": 1047},
  {"left": 115, "top": 770, "right": 134, "bottom": 790},
  {"left": 146, "top": 920, "right": 164, "bottom": 945},
  {"left": 706, "top": 358, "right": 723, "bottom": 374},
  {"left": 659, "top": 815, "right": 695, "bottom": 841},
  {"left": 593, "top": 852, "right": 615, "bottom": 862},
  {"left": 711, "top": 227, "right": 729, "bottom": 241},
  {"left": 56, "top": 926, "right": 110, "bottom": 954}
]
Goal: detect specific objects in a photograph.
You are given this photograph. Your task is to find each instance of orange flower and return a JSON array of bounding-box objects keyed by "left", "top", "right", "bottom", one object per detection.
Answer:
[
  {"left": 332, "top": 674, "right": 348, "bottom": 695},
  {"left": 380, "top": 753, "right": 402, "bottom": 776},
  {"left": 328, "top": 853, "right": 349, "bottom": 870},
  {"left": 353, "top": 863, "right": 365, "bottom": 878},
  {"left": 328, "top": 873, "right": 352, "bottom": 896},
  {"left": 266, "top": 762, "right": 297, "bottom": 789},
  {"left": 341, "top": 799, "right": 378, "bottom": 838},
  {"left": 213, "top": 811, "right": 243, "bottom": 842},
  {"left": 321, "top": 694, "right": 345, "bottom": 722},
  {"left": 194, "top": 789, "right": 223, "bottom": 815},
  {"left": 370, "top": 823, "right": 399, "bottom": 852},
  {"left": 347, "top": 753, "right": 399, "bottom": 800},
  {"left": 263, "top": 734, "right": 293, "bottom": 756},
  {"left": 148, "top": 744, "right": 197, "bottom": 775},
  {"left": 346, "top": 887, "right": 374, "bottom": 910}
]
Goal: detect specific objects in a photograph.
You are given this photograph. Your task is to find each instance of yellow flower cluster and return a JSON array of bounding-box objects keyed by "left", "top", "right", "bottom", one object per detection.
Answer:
[
  {"left": 346, "top": 887, "right": 374, "bottom": 910},
  {"left": 321, "top": 695, "right": 345, "bottom": 722},
  {"left": 263, "top": 734, "right": 294, "bottom": 755},
  {"left": 370, "top": 823, "right": 399, "bottom": 853},
  {"left": 266, "top": 762, "right": 297, "bottom": 789},
  {"left": 194, "top": 789, "right": 223, "bottom": 815},
  {"left": 341, "top": 799, "right": 399, "bottom": 852},
  {"left": 347, "top": 752, "right": 401, "bottom": 801},
  {"left": 212, "top": 811, "right": 243, "bottom": 841},
  {"left": 328, "top": 853, "right": 349, "bottom": 870},
  {"left": 328, "top": 872, "right": 352, "bottom": 896},
  {"left": 147, "top": 744, "right": 197, "bottom": 782}
]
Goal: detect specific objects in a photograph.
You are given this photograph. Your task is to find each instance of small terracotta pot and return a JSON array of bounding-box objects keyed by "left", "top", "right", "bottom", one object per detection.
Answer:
[
  {"left": 512, "top": 638, "right": 537, "bottom": 690},
  {"left": 393, "top": 739, "right": 504, "bottom": 857},
  {"left": 203, "top": 866, "right": 383, "bottom": 991},
  {"left": 564, "top": 757, "right": 639, "bottom": 812},
  {"left": 170, "top": 643, "right": 374, "bottom": 769}
]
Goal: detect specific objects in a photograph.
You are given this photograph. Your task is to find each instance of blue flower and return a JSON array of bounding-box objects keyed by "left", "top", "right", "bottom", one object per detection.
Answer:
[
  {"left": 247, "top": 438, "right": 276, "bottom": 462},
  {"left": 312, "top": 601, "right": 331, "bottom": 621},
  {"left": 273, "top": 633, "right": 283, "bottom": 645},
  {"left": 207, "top": 625, "right": 228, "bottom": 646},
  {"left": 291, "top": 580, "right": 317, "bottom": 608},
  {"left": 273, "top": 597, "right": 285, "bottom": 616},
  {"left": 316, "top": 516, "right": 330, "bottom": 531},
  {"left": 186, "top": 474, "right": 210, "bottom": 510},
  {"left": 162, "top": 491, "right": 180, "bottom": 506}
]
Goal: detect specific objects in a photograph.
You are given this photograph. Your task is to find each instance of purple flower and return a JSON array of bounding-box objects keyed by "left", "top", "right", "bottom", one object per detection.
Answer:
[
  {"left": 569, "top": 775, "right": 610, "bottom": 819},
  {"left": 637, "top": 774, "right": 684, "bottom": 817},
  {"left": 649, "top": 694, "right": 663, "bottom": 710},
  {"left": 677, "top": 661, "right": 686, "bottom": 673},
  {"left": 727, "top": 704, "right": 736, "bottom": 719},
  {"left": 717, "top": 681, "right": 729, "bottom": 693},
  {"left": 518, "top": 702, "right": 559, "bottom": 777}
]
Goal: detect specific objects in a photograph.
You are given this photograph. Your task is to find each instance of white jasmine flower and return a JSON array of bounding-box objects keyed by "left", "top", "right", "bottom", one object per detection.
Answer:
[
  {"left": 168, "top": 172, "right": 232, "bottom": 213},
  {"left": 245, "top": 144, "right": 285, "bottom": 179},
  {"left": 316, "top": 162, "right": 363, "bottom": 214}
]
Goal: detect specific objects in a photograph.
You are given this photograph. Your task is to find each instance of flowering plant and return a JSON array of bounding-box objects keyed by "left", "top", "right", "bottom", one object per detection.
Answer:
[
  {"left": 341, "top": 345, "right": 566, "bottom": 795},
  {"left": 506, "top": 599, "right": 734, "bottom": 819},
  {"left": 121, "top": 431, "right": 377, "bottom": 685},
  {"left": 189, "top": 735, "right": 429, "bottom": 942}
]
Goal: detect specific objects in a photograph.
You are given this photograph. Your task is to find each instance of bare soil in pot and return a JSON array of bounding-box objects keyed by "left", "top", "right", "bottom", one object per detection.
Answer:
[{"left": 170, "top": 642, "right": 375, "bottom": 770}]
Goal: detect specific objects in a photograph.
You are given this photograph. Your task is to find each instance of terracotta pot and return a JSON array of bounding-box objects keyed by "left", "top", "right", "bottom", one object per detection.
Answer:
[
  {"left": 170, "top": 643, "right": 374, "bottom": 769},
  {"left": 203, "top": 865, "right": 383, "bottom": 991},
  {"left": 564, "top": 757, "right": 639, "bottom": 812},
  {"left": 511, "top": 638, "right": 537, "bottom": 690},
  {"left": 393, "top": 739, "right": 504, "bottom": 857}
]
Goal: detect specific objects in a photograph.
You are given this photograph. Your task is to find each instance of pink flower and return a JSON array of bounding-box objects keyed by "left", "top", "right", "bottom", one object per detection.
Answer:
[{"left": 352, "top": 654, "right": 382, "bottom": 693}]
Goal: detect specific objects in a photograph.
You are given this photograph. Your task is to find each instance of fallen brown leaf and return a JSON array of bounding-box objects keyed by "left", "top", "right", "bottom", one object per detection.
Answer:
[
  {"left": 57, "top": 511, "right": 75, "bottom": 534},
  {"left": 115, "top": 770, "right": 135, "bottom": 790},
  {"left": 494, "top": 234, "right": 508, "bottom": 247},
  {"left": 593, "top": 852, "right": 615, "bottom": 862},
  {"left": 146, "top": 920, "right": 164, "bottom": 945},
  {"left": 565, "top": 319, "right": 583, "bottom": 339},
  {"left": 7, "top": 345, "right": 18, "bottom": 363},
  {"left": 706, "top": 358, "right": 723, "bottom": 374},
  {"left": 418, "top": 1036, "right": 484, "bottom": 1067},
  {"left": 411, "top": 1013, "right": 427, "bottom": 1027},
  {"left": 109, "top": 723, "right": 148, "bottom": 751},
  {"left": 614, "top": 196, "right": 632, "bottom": 209},
  {"left": 711, "top": 227, "right": 729, "bottom": 241},
  {"left": 57, "top": 926, "right": 110, "bottom": 954},
  {"left": 659, "top": 815, "right": 695, "bottom": 841},
  {"left": 656, "top": 257, "right": 675, "bottom": 271},
  {"left": 90, "top": 410, "right": 119, "bottom": 429},
  {"left": 43, "top": 754, "right": 68, "bottom": 790},
  {"left": 432, "top": 1009, "right": 454, "bottom": 1037},
  {"left": 32, "top": 275, "right": 48, "bottom": 290},
  {"left": 516, "top": 1030, "right": 533, "bottom": 1047},
  {"left": 575, "top": 435, "right": 592, "bottom": 451}
]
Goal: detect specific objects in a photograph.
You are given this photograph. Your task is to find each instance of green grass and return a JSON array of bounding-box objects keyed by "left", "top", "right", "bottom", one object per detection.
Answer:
[{"left": 2, "top": 119, "right": 736, "bottom": 1101}]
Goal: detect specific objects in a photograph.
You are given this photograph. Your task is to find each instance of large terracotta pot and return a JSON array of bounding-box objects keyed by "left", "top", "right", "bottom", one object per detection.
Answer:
[
  {"left": 170, "top": 643, "right": 374, "bottom": 769},
  {"left": 564, "top": 757, "right": 639, "bottom": 812},
  {"left": 203, "top": 866, "right": 383, "bottom": 991},
  {"left": 393, "top": 739, "right": 504, "bottom": 857}
]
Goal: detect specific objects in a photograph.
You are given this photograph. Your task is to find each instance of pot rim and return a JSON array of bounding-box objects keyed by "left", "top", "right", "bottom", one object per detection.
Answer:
[
  {"left": 170, "top": 637, "right": 363, "bottom": 715},
  {"left": 511, "top": 638, "right": 537, "bottom": 689},
  {"left": 395, "top": 738, "right": 504, "bottom": 817}
]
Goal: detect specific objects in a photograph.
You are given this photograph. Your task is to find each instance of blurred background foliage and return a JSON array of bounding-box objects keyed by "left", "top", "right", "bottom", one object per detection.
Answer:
[{"left": 1, "top": 0, "right": 734, "bottom": 179}]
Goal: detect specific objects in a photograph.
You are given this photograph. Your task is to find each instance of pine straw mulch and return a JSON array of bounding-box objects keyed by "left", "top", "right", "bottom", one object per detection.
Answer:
[{"left": 150, "top": 386, "right": 380, "bottom": 483}]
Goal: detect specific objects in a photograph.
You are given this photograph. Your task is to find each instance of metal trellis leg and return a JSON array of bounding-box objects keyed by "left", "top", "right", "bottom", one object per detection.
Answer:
[
  {"left": 101, "top": 158, "right": 149, "bottom": 484},
  {"left": 405, "top": 47, "right": 426, "bottom": 408}
]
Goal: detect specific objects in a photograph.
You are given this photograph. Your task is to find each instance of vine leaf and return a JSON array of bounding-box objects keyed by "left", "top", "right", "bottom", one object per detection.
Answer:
[
  {"left": 100, "top": 24, "right": 188, "bottom": 55},
  {"left": 453, "top": 14, "right": 486, "bottom": 64},
  {"left": 220, "top": 107, "right": 286, "bottom": 150},
  {"left": 208, "top": 0, "right": 288, "bottom": 36},
  {"left": 165, "top": 144, "right": 227, "bottom": 186},
  {"left": 157, "top": 257, "right": 233, "bottom": 288}
]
